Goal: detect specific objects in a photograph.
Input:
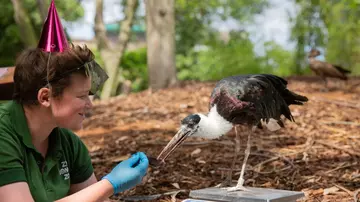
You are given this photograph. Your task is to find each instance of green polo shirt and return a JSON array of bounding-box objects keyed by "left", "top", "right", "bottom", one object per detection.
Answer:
[{"left": 0, "top": 101, "right": 94, "bottom": 202}]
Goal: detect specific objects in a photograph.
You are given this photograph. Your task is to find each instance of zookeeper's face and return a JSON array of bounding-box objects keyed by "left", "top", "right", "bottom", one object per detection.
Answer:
[{"left": 50, "top": 73, "right": 93, "bottom": 130}]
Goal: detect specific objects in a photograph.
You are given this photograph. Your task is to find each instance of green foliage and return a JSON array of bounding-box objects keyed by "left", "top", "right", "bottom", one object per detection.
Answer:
[
  {"left": 290, "top": 0, "right": 360, "bottom": 75},
  {"left": 177, "top": 32, "right": 296, "bottom": 81},
  {"left": 260, "top": 42, "right": 301, "bottom": 76},
  {"left": 321, "top": 1, "right": 360, "bottom": 73},
  {"left": 0, "top": 0, "right": 84, "bottom": 66},
  {"left": 175, "top": 0, "right": 269, "bottom": 56},
  {"left": 120, "top": 47, "right": 148, "bottom": 92},
  {"left": 0, "top": 2, "right": 22, "bottom": 66},
  {"left": 91, "top": 47, "right": 104, "bottom": 68},
  {"left": 174, "top": 0, "right": 292, "bottom": 83},
  {"left": 123, "top": 39, "right": 296, "bottom": 88},
  {"left": 0, "top": 101, "right": 7, "bottom": 107},
  {"left": 290, "top": 1, "right": 326, "bottom": 74}
]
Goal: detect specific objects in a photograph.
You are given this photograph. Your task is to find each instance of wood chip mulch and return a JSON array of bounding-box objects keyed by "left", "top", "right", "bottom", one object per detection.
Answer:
[{"left": 76, "top": 76, "right": 360, "bottom": 202}]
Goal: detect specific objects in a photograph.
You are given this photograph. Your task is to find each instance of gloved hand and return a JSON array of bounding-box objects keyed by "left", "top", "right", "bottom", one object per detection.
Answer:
[{"left": 102, "top": 152, "right": 149, "bottom": 194}]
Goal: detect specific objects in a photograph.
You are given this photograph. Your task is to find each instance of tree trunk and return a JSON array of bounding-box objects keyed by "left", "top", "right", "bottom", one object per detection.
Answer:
[
  {"left": 36, "top": 0, "right": 47, "bottom": 21},
  {"left": 146, "top": 0, "right": 177, "bottom": 90},
  {"left": 109, "top": 0, "right": 138, "bottom": 97},
  {"left": 95, "top": 0, "right": 138, "bottom": 100},
  {"left": 94, "top": 0, "right": 110, "bottom": 50},
  {"left": 11, "top": 0, "right": 37, "bottom": 47}
]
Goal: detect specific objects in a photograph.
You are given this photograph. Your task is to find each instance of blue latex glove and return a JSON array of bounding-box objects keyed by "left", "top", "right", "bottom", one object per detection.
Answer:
[{"left": 102, "top": 152, "right": 149, "bottom": 194}]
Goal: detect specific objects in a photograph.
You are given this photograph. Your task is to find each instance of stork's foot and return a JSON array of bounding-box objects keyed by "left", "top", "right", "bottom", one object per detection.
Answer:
[
  {"left": 224, "top": 185, "right": 251, "bottom": 192},
  {"left": 215, "top": 179, "right": 232, "bottom": 188}
]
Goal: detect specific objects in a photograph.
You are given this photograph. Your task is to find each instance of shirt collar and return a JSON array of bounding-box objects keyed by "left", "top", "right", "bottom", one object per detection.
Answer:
[
  {"left": 9, "top": 101, "right": 62, "bottom": 155},
  {"left": 9, "top": 101, "right": 35, "bottom": 150}
]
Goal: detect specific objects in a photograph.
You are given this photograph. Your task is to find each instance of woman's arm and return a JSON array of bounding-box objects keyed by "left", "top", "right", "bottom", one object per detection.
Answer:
[
  {"left": 68, "top": 173, "right": 98, "bottom": 195},
  {"left": 0, "top": 152, "right": 148, "bottom": 202},
  {"left": 56, "top": 180, "right": 113, "bottom": 202},
  {"left": 0, "top": 182, "right": 35, "bottom": 202},
  {"left": 62, "top": 152, "right": 149, "bottom": 201},
  {"left": 0, "top": 180, "right": 113, "bottom": 202}
]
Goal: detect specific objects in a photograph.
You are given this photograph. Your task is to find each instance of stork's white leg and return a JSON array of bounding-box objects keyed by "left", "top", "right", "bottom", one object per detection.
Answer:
[
  {"left": 226, "top": 127, "right": 255, "bottom": 192},
  {"left": 231, "top": 126, "right": 241, "bottom": 183},
  {"left": 216, "top": 126, "right": 241, "bottom": 188}
]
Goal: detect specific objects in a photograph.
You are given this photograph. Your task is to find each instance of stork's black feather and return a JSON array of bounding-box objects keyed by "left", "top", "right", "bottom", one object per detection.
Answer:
[{"left": 209, "top": 74, "right": 308, "bottom": 127}]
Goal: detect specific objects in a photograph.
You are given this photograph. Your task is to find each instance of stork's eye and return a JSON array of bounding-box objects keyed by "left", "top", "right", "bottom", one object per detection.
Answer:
[
  {"left": 181, "top": 114, "right": 201, "bottom": 126},
  {"left": 187, "top": 121, "right": 197, "bottom": 128}
]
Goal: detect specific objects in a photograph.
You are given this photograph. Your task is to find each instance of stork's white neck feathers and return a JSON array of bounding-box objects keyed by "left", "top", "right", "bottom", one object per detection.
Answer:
[{"left": 192, "top": 105, "right": 233, "bottom": 139}]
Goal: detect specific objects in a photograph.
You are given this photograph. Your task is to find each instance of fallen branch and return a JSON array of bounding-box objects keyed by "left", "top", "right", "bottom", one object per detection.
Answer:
[
  {"left": 354, "top": 189, "right": 360, "bottom": 202},
  {"left": 332, "top": 183, "right": 353, "bottom": 197},
  {"left": 143, "top": 141, "right": 216, "bottom": 146},
  {"left": 253, "top": 151, "right": 304, "bottom": 170},
  {"left": 91, "top": 158, "right": 107, "bottom": 164},
  {"left": 349, "top": 82, "right": 360, "bottom": 91},
  {"left": 312, "top": 97, "right": 360, "bottom": 109},
  {"left": 320, "top": 121, "right": 360, "bottom": 127},
  {"left": 121, "top": 189, "right": 187, "bottom": 201},
  {"left": 325, "top": 162, "right": 355, "bottom": 174},
  {"left": 250, "top": 165, "right": 292, "bottom": 175},
  {"left": 315, "top": 140, "right": 360, "bottom": 157},
  {"left": 217, "top": 151, "right": 302, "bottom": 175},
  {"left": 253, "top": 156, "right": 280, "bottom": 170}
]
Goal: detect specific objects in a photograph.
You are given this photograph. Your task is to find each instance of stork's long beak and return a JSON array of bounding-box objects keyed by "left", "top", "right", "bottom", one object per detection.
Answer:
[{"left": 157, "top": 126, "right": 195, "bottom": 162}]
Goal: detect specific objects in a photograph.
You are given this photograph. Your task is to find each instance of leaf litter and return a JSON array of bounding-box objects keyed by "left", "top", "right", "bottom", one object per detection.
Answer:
[{"left": 77, "top": 76, "right": 360, "bottom": 202}]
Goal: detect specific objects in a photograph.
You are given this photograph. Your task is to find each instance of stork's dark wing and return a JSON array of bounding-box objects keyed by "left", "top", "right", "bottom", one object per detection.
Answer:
[
  {"left": 333, "top": 65, "right": 351, "bottom": 74},
  {"left": 210, "top": 74, "right": 308, "bottom": 126}
]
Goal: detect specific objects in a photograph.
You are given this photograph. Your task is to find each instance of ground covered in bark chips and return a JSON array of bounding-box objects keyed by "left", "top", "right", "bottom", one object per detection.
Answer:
[{"left": 76, "top": 76, "right": 360, "bottom": 202}]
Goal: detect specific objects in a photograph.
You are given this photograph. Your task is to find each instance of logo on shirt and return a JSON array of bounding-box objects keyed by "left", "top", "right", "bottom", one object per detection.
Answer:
[{"left": 59, "top": 160, "right": 70, "bottom": 180}]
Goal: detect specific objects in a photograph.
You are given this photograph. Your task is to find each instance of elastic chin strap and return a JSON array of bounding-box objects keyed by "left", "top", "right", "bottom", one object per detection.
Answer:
[{"left": 45, "top": 52, "right": 53, "bottom": 91}]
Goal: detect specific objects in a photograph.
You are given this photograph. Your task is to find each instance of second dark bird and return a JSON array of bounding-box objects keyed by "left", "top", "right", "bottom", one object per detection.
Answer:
[{"left": 308, "top": 48, "right": 351, "bottom": 89}]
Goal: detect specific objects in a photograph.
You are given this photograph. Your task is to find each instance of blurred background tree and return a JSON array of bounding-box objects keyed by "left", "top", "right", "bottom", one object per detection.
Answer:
[
  {"left": 94, "top": 0, "right": 138, "bottom": 99},
  {"left": 1, "top": 0, "right": 359, "bottom": 99},
  {"left": 290, "top": 0, "right": 360, "bottom": 75},
  {"left": 146, "top": 0, "right": 177, "bottom": 90},
  {"left": 0, "top": 0, "right": 83, "bottom": 66}
]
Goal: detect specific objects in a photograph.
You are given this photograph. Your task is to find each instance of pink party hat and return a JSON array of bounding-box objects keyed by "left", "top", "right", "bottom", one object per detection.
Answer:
[{"left": 37, "top": 0, "right": 68, "bottom": 52}]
